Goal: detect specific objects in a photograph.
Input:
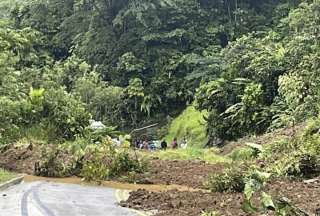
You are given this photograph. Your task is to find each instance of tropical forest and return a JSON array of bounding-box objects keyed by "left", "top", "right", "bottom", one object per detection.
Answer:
[{"left": 0, "top": 0, "right": 319, "bottom": 215}]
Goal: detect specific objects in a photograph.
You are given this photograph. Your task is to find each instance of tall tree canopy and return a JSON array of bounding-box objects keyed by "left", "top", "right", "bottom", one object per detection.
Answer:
[{"left": 2, "top": 0, "right": 320, "bottom": 145}]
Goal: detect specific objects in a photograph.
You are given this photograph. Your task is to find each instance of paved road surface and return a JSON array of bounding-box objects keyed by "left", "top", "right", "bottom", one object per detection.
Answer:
[{"left": 0, "top": 181, "right": 136, "bottom": 216}]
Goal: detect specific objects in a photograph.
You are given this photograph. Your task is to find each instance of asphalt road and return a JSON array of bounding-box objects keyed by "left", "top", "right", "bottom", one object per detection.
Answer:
[{"left": 0, "top": 181, "right": 136, "bottom": 216}]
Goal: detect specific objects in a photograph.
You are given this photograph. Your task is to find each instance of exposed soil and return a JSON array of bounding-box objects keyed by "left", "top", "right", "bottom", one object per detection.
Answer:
[
  {"left": 121, "top": 178, "right": 320, "bottom": 216},
  {"left": 0, "top": 142, "right": 74, "bottom": 177},
  {"left": 220, "top": 123, "right": 306, "bottom": 155},
  {"left": 131, "top": 159, "right": 227, "bottom": 188},
  {"left": 265, "top": 178, "right": 320, "bottom": 215},
  {"left": 121, "top": 189, "right": 246, "bottom": 216},
  {"left": 0, "top": 143, "right": 40, "bottom": 174}
]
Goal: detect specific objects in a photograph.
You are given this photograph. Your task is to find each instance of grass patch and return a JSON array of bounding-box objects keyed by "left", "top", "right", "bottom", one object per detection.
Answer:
[
  {"left": 140, "top": 147, "right": 230, "bottom": 164},
  {"left": 164, "top": 106, "right": 208, "bottom": 148},
  {"left": 0, "top": 169, "right": 16, "bottom": 183}
]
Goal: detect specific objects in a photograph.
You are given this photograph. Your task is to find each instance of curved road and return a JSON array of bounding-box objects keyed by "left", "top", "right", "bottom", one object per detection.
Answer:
[{"left": 0, "top": 181, "right": 136, "bottom": 216}]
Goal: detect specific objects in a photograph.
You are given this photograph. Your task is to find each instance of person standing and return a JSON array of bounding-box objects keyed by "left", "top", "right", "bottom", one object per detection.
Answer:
[
  {"left": 143, "top": 140, "right": 149, "bottom": 150},
  {"left": 161, "top": 140, "right": 167, "bottom": 150},
  {"left": 172, "top": 137, "right": 178, "bottom": 149}
]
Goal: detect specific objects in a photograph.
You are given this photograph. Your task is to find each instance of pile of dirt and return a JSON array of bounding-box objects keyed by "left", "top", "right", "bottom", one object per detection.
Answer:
[
  {"left": 132, "top": 159, "right": 227, "bottom": 188},
  {"left": 0, "top": 143, "right": 41, "bottom": 174},
  {"left": 122, "top": 178, "right": 320, "bottom": 216},
  {"left": 0, "top": 142, "right": 75, "bottom": 177},
  {"left": 120, "top": 189, "right": 246, "bottom": 216},
  {"left": 266, "top": 179, "right": 320, "bottom": 215}
]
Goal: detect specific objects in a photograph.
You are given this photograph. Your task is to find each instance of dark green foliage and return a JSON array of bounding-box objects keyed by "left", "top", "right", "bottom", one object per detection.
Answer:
[
  {"left": 7, "top": 0, "right": 296, "bottom": 130},
  {"left": 196, "top": 0, "right": 320, "bottom": 143},
  {"left": 1, "top": 0, "right": 318, "bottom": 146},
  {"left": 41, "top": 88, "right": 91, "bottom": 139}
]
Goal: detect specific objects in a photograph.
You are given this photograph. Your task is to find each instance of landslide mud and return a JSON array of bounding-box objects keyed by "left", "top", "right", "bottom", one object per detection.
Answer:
[{"left": 131, "top": 159, "right": 226, "bottom": 188}]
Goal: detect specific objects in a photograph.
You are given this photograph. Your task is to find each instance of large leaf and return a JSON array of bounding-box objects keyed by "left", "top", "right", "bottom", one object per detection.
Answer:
[{"left": 261, "top": 192, "right": 276, "bottom": 211}]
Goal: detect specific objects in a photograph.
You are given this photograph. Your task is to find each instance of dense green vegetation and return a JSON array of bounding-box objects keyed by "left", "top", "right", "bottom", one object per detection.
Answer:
[{"left": 0, "top": 0, "right": 319, "bottom": 147}]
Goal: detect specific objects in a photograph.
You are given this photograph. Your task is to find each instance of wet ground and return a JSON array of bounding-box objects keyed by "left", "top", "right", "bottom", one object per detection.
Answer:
[
  {"left": 23, "top": 175, "right": 199, "bottom": 192},
  {"left": 130, "top": 159, "right": 226, "bottom": 188},
  {"left": 121, "top": 178, "right": 320, "bottom": 216},
  {"left": 0, "top": 181, "right": 136, "bottom": 216}
]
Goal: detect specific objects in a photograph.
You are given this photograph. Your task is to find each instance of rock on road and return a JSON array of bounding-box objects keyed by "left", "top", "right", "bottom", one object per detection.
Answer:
[{"left": 0, "top": 181, "right": 136, "bottom": 216}]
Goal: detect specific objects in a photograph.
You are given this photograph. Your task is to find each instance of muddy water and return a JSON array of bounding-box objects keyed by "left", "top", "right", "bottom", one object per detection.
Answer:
[{"left": 24, "top": 175, "right": 200, "bottom": 192}]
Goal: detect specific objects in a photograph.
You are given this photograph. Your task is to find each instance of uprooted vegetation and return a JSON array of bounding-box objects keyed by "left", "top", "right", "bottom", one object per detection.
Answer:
[{"left": 0, "top": 135, "right": 146, "bottom": 182}]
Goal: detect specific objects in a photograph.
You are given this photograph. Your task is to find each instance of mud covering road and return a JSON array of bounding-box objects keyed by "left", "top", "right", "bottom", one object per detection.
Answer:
[
  {"left": 130, "top": 159, "right": 226, "bottom": 188},
  {"left": 0, "top": 181, "right": 136, "bottom": 216},
  {"left": 121, "top": 179, "right": 320, "bottom": 216}
]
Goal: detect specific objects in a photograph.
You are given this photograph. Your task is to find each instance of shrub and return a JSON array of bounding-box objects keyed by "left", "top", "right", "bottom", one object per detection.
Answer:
[
  {"left": 81, "top": 151, "right": 110, "bottom": 182},
  {"left": 0, "top": 97, "right": 33, "bottom": 144},
  {"left": 205, "top": 165, "right": 247, "bottom": 192},
  {"left": 80, "top": 138, "right": 146, "bottom": 182},
  {"left": 42, "top": 88, "right": 91, "bottom": 139},
  {"left": 35, "top": 145, "right": 75, "bottom": 177}
]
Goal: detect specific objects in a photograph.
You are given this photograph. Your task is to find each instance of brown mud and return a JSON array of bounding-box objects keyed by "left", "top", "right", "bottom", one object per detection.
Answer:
[
  {"left": 121, "top": 189, "right": 246, "bottom": 216},
  {"left": 0, "top": 143, "right": 41, "bottom": 174},
  {"left": 121, "top": 178, "right": 320, "bottom": 216},
  {"left": 24, "top": 175, "right": 203, "bottom": 192},
  {"left": 130, "top": 159, "right": 226, "bottom": 188}
]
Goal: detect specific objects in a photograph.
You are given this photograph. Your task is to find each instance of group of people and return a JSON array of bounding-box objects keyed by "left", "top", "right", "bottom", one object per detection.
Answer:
[
  {"left": 133, "top": 137, "right": 187, "bottom": 151},
  {"left": 134, "top": 139, "right": 157, "bottom": 151}
]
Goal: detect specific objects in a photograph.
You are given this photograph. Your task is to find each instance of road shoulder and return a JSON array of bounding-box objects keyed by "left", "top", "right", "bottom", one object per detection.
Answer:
[{"left": 0, "top": 174, "right": 24, "bottom": 191}]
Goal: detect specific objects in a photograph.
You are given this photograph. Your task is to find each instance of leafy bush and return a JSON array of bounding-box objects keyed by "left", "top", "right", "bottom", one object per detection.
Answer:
[
  {"left": 35, "top": 145, "right": 75, "bottom": 177},
  {"left": 81, "top": 148, "right": 110, "bottom": 182},
  {"left": 110, "top": 151, "right": 145, "bottom": 177},
  {"left": 80, "top": 138, "right": 146, "bottom": 182},
  {"left": 42, "top": 88, "right": 91, "bottom": 140},
  {"left": 0, "top": 97, "right": 29, "bottom": 144},
  {"left": 205, "top": 166, "right": 247, "bottom": 192}
]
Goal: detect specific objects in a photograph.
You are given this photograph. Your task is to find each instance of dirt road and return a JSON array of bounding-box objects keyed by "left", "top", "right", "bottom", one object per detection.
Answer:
[{"left": 0, "top": 181, "right": 136, "bottom": 216}]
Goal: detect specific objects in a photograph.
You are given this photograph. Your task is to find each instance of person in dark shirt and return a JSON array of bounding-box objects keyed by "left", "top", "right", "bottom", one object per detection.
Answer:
[{"left": 160, "top": 140, "right": 167, "bottom": 150}]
